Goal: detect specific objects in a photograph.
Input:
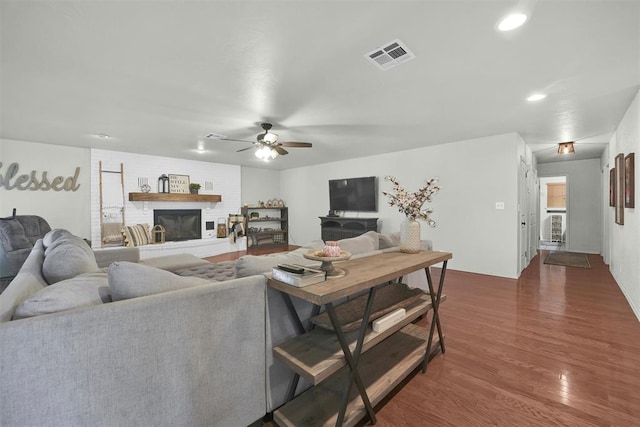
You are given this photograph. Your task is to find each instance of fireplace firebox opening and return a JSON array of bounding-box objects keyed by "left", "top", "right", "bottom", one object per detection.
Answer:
[{"left": 153, "top": 209, "right": 202, "bottom": 242}]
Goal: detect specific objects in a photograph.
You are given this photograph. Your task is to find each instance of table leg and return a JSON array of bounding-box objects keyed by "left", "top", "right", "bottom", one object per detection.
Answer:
[
  {"left": 281, "top": 293, "right": 321, "bottom": 403},
  {"left": 326, "top": 285, "right": 378, "bottom": 426},
  {"left": 422, "top": 260, "right": 447, "bottom": 373}
]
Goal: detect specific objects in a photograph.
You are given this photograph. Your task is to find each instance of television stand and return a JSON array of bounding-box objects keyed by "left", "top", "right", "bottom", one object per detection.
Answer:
[{"left": 319, "top": 216, "right": 378, "bottom": 241}]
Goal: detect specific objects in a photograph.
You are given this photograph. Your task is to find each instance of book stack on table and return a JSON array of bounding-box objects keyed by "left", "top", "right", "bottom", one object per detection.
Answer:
[{"left": 271, "top": 264, "right": 326, "bottom": 287}]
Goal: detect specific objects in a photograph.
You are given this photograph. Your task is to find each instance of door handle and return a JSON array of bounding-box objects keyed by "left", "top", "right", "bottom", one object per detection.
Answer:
[{"left": 521, "top": 222, "right": 526, "bottom": 226}]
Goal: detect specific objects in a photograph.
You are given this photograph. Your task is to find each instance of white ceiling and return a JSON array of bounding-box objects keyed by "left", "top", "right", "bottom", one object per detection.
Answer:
[{"left": 1, "top": 1, "right": 639, "bottom": 170}]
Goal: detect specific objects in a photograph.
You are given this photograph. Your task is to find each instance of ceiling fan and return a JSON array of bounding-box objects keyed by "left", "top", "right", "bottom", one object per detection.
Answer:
[{"left": 216, "top": 123, "right": 312, "bottom": 160}]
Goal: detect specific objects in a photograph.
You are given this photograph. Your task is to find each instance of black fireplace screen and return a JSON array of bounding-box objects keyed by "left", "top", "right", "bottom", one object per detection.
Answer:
[{"left": 153, "top": 209, "right": 201, "bottom": 241}]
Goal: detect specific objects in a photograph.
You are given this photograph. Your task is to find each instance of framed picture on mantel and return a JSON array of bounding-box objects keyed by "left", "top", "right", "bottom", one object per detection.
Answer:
[{"left": 168, "top": 174, "right": 190, "bottom": 194}]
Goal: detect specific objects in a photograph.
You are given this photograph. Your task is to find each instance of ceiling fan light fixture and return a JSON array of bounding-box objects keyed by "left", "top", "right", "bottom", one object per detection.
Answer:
[
  {"left": 263, "top": 132, "right": 278, "bottom": 144},
  {"left": 269, "top": 148, "right": 279, "bottom": 159},
  {"left": 557, "top": 142, "right": 575, "bottom": 155}
]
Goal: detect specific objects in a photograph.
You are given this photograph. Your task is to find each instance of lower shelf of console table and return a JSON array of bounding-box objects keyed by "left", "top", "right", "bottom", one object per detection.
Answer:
[
  {"left": 274, "top": 323, "right": 441, "bottom": 427},
  {"left": 273, "top": 294, "right": 446, "bottom": 385}
]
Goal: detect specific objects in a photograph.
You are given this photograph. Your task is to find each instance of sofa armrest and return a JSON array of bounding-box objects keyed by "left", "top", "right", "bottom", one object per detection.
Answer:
[{"left": 93, "top": 246, "right": 140, "bottom": 268}]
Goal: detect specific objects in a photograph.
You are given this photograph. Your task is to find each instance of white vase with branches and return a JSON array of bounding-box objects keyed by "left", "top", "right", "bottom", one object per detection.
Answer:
[{"left": 383, "top": 176, "right": 440, "bottom": 253}]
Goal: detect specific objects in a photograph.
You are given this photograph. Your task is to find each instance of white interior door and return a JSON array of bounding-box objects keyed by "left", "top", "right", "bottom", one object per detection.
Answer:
[
  {"left": 518, "top": 158, "right": 529, "bottom": 273},
  {"left": 529, "top": 168, "right": 538, "bottom": 260}
]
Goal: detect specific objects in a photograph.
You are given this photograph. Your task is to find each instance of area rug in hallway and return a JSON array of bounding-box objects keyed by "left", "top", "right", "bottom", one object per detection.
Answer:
[{"left": 544, "top": 251, "right": 591, "bottom": 268}]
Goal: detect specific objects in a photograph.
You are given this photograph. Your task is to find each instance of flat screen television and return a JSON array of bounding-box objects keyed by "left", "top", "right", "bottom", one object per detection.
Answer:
[{"left": 329, "top": 176, "right": 377, "bottom": 212}]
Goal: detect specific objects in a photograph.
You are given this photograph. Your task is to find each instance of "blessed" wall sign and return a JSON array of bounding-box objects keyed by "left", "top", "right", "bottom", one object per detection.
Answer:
[{"left": 0, "top": 162, "right": 81, "bottom": 192}]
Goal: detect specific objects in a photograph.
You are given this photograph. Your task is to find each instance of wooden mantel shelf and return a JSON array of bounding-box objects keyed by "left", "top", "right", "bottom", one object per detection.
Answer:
[{"left": 128, "top": 193, "right": 222, "bottom": 202}]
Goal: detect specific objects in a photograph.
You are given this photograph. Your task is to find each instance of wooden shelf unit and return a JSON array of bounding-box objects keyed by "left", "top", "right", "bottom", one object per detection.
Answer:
[
  {"left": 242, "top": 206, "right": 288, "bottom": 249},
  {"left": 268, "top": 250, "right": 452, "bottom": 427},
  {"left": 128, "top": 192, "right": 221, "bottom": 202}
]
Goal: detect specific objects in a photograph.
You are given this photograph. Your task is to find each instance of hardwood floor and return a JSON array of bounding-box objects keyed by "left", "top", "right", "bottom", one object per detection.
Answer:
[
  {"left": 203, "top": 244, "right": 300, "bottom": 263},
  {"left": 363, "top": 250, "right": 640, "bottom": 426}
]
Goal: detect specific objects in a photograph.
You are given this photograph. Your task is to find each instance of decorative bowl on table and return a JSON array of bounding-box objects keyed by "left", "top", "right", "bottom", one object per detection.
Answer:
[{"left": 303, "top": 250, "right": 352, "bottom": 278}]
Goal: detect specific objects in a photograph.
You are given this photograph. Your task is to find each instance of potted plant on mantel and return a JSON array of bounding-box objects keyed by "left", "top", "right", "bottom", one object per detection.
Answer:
[{"left": 189, "top": 183, "right": 201, "bottom": 195}]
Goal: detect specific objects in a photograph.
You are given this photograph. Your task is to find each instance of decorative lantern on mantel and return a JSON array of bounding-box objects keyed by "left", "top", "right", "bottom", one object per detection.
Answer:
[
  {"left": 152, "top": 224, "right": 166, "bottom": 244},
  {"left": 158, "top": 174, "right": 169, "bottom": 193}
]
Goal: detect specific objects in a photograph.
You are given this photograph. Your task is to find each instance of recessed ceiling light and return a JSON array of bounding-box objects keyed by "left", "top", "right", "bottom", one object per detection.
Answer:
[
  {"left": 527, "top": 93, "right": 547, "bottom": 102},
  {"left": 497, "top": 13, "right": 527, "bottom": 31},
  {"left": 94, "top": 133, "right": 111, "bottom": 139}
]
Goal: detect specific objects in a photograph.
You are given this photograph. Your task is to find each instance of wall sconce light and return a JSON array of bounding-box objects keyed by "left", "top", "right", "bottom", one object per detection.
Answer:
[{"left": 558, "top": 142, "right": 575, "bottom": 155}]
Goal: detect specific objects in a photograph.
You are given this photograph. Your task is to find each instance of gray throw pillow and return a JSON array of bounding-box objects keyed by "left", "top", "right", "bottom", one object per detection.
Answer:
[
  {"left": 42, "top": 235, "right": 99, "bottom": 284},
  {"left": 379, "top": 232, "right": 400, "bottom": 249},
  {"left": 42, "top": 228, "right": 74, "bottom": 249},
  {"left": 12, "top": 272, "right": 109, "bottom": 320},
  {"left": 108, "top": 261, "right": 211, "bottom": 301},
  {"left": 337, "top": 231, "right": 380, "bottom": 255}
]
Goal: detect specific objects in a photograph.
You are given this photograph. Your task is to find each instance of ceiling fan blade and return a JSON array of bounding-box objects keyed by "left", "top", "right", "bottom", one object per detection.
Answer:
[
  {"left": 274, "top": 146, "right": 289, "bottom": 155},
  {"left": 222, "top": 137, "right": 255, "bottom": 143},
  {"left": 279, "top": 141, "right": 312, "bottom": 148},
  {"left": 236, "top": 146, "right": 255, "bottom": 153}
]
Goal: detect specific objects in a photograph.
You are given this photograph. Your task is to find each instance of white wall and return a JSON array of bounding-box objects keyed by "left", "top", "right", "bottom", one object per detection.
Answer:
[
  {"left": 241, "top": 167, "right": 281, "bottom": 206},
  {"left": 539, "top": 176, "right": 567, "bottom": 241},
  {"left": 281, "top": 133, "right": 522, "bottom": 278},
  {"left": 0, "top": 139, "right": 91, "bottom": 238},
  {"left": 607, "top": 89, "right": 640, "bottom": 319}
]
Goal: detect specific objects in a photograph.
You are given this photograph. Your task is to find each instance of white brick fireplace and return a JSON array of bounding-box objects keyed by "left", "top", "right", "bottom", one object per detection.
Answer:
[{"left": 90, "top": 149, "right": 245, "bottom": 258}]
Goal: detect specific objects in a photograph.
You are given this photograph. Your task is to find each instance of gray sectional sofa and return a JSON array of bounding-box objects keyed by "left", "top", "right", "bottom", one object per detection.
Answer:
[{"left": 0, "top": 229, "right": 431, "bottom": 426}]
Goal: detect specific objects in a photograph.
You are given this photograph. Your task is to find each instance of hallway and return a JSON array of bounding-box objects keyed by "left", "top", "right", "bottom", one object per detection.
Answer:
[{"left": 369, "top": 250, "right": 640, "bottom": 426}]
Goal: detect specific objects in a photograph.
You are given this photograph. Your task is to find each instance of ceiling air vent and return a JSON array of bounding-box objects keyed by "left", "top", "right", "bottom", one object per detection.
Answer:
[{"left": 365, "top": 39, "right": 416, "bottom": 71}]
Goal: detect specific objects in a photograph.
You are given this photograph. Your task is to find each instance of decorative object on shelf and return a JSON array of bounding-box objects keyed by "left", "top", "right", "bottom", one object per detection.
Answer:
[
  {"left": 158, "top": 174, "right": 169, "bottom": 193},
  {"left": 259, "top": 200, "right": 265, "bottom": 208},
  {"left": 277, "top": 199, "right": 285, "bottom": 207},
  {"left": 217, "top": 217, "right": 227, "bottom": 238},
  {"left": 303, "top": 250, "right": 352, "bottom": 278},
  {"left": 168, "top": 174, "right": 190, "bottom": 194},
  {"left": 625, "top": 153, "right": 634, "bottom": 208},
  {"left": 311, "top": 282, "right": 424, "bottom": 332},
  {"left": 250, "top": 212, "right": 260, "bottom": 219},
  {"left": 383, "top": 175, "right": 440, "bottom": 253},
  {"left": 138, "top": 177, "right": 151, "bottom": 193},
  {"left": 323, "top": 241, "right": 341, "bottom": 257},
  {"left": 152, "top": 224, "right": 166, "bottom": 244},
  {"left": 189, "top": 183, "right": 201, "bottom": 195}
]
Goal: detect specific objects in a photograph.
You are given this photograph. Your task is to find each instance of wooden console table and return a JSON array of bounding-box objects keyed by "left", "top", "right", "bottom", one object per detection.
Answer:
[{"left": 268, "top": 250, "right": 452, "bottom": 427}]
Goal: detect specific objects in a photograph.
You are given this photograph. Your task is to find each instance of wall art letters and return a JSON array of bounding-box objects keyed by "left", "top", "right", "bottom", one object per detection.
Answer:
[{"left": 0, "top": 162, "right": 81, "bottom": 192}]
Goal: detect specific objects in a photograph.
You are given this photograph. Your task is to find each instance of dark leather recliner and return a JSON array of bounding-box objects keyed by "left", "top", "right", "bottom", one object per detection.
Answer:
[{"left": 0, "top": 215, "right": 51, "bottom": 279}]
